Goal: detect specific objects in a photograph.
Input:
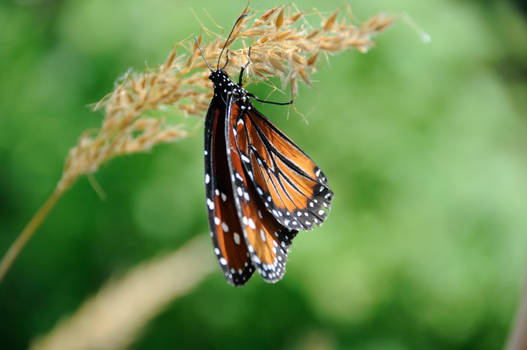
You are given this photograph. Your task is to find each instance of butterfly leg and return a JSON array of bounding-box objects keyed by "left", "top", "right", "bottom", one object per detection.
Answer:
[
  {"left": 238, "top": 46, "right": 292, "bottom": 105},
  {"left": 247, "top": 92, "right": 293, "bottom": 106},
  {"left": 238, "top": 47, "right": 252, "bottom": 86}
]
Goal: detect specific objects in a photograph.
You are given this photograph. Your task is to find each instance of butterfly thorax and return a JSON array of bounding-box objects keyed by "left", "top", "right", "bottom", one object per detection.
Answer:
[{"left": 209, "top": 69, "right": 251, "bottom": 109}]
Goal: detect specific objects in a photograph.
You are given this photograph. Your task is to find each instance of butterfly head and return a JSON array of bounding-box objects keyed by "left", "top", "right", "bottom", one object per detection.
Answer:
[
  {"left": 209, "top": 69, "right": 229, "bottom": 85},
  {"left": 209, "top": 69, "right": 245, "bottom": 98}
]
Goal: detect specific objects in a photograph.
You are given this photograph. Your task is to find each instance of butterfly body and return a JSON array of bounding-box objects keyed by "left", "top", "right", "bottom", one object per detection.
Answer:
[{"left": 204, "top": 67, "right": 333, "bottom": 286}]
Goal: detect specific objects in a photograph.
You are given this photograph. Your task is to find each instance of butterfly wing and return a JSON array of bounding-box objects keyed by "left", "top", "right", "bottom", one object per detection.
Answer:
[
  {"left": 232, "top": 103, "right": 333, "bottom": 231},
  {"left": 226, "top": 100, "right": 298, "bottom": 283},
  {"left": 204, "top": 97, "right": 255, "bottom": 286}
]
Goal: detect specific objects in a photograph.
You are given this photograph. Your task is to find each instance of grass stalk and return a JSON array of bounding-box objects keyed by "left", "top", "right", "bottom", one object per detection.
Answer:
[{"left": 0, "top": 188, "right": 65, "bottom": 283}]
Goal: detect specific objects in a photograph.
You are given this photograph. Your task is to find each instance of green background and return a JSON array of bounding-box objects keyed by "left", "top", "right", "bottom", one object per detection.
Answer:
[{"left": 1, "top": 0, "right": 527, "bottom": 349}]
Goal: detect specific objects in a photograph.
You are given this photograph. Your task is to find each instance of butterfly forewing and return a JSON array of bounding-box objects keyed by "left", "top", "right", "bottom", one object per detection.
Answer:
[
  {"left": 204, "top": 98, "right": 254, "bottom": 286},
  {"left": 232, "top": 104, "right": 333, "bottom": 231},
  {"left": 226, "top": 100, "right": 298, "bottom": 282}
]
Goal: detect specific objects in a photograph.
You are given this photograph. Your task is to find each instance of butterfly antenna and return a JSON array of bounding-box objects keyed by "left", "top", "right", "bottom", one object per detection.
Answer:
[
  {"left": 221, "top": 49, "right": 231, "bottom": 71},
  {"left": 217, "top": 14, "right": 247, "bottom": 70},
  {"left": 194, "top": 37, "right": 213, "bottom": 72}
]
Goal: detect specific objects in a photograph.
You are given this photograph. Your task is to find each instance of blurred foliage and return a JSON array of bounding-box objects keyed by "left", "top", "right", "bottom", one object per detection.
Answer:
[{"left": 1, "top": 0, "right": 527, "bottom": 349}]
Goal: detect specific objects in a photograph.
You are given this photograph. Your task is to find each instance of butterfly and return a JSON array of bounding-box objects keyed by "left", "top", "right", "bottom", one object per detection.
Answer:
[{"left": 200, "top": 15, "right": 333, "bottom": 286}]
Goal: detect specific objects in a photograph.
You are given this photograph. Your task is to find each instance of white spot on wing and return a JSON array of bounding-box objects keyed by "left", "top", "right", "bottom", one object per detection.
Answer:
[{"left": 260, "top": 229, "right": 266, "bottom": 242}]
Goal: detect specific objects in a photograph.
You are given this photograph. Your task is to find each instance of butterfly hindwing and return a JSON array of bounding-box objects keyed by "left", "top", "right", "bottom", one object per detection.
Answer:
[
  {"left": 226, "top": 100, "right": 298, "bottom": 282},
  {"left": 204, "top": 98, "right": 254, "bottom": 286}
]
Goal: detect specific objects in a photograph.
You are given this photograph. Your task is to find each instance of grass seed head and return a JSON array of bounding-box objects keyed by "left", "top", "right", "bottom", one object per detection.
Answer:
[{"left": 58, "top": 5, "right": 393, "bottom": 192}]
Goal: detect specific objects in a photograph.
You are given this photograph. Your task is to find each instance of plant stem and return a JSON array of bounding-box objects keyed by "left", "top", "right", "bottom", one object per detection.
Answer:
[
  {"left": 505, "top": 270, "right": 527, "bottom": 350},
  {"left": 0, "top": 188, "right": 64, "bottom": 284}
]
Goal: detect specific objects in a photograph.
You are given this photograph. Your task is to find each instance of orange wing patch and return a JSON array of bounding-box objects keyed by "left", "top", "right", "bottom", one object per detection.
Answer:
[
  {"left": 211, "top": 179, "right": 251, "bottom": 275},
  {"left": 252, "top": 114, "right": 318, "bottom": 180}
]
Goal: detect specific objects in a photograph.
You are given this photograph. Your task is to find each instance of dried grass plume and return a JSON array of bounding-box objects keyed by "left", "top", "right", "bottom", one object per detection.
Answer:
[
  {"left": 30, "top": 235, "right": 215, "bottom": 350},
  {"left": 59, "top": 5, "right": 393, "bottom": 191}
]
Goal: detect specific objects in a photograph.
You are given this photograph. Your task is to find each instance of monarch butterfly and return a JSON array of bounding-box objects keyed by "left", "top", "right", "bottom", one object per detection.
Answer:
[{"left": 200, "top": 15, "right": 333, "bottom": 286}]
